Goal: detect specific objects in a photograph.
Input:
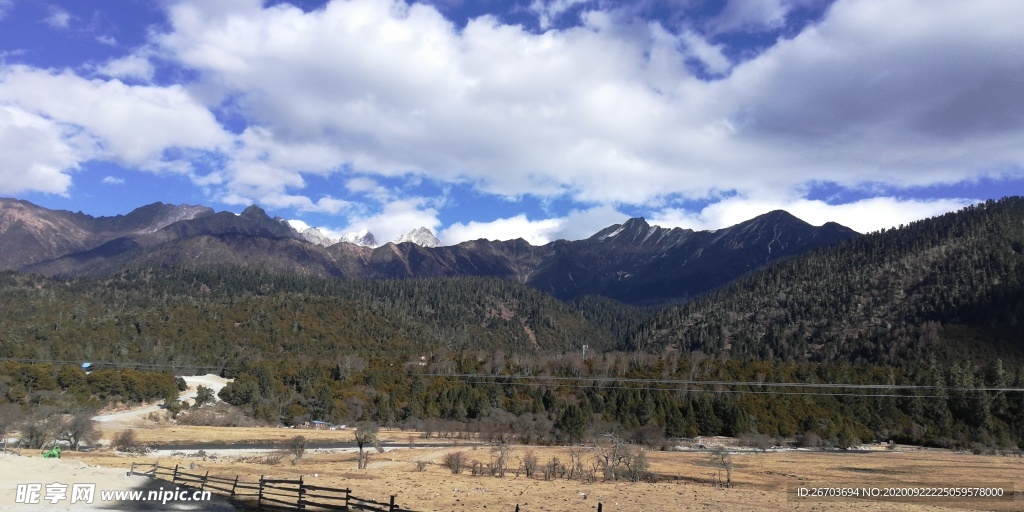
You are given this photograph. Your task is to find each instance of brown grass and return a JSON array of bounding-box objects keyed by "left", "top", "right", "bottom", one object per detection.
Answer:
[
  {"left": 71, "top": 432, "right": 1024, "bottom": 512},
  {"left": 95, "top": 422, "right": 430, "bottom": 445}
]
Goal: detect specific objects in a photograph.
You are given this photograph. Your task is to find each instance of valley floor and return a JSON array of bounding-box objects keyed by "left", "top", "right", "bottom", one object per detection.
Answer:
[{"left": 33, "top": 424, "right": 1024, "bottom": 512}]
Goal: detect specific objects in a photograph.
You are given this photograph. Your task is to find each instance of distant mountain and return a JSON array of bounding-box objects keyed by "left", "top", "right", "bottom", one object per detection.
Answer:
[
  {"left": 0, "top": 198, "right": 213, "bottom": 270},
  {"left": 529, "top": 211, "right": 856, "bottom": 305},
  {"left": 628, "top": 197, "right": 1024, "bottom": 365},
  {"left": 0, "top": 198, "right": 859, "bottom": 305},
  {"left": 296, "top": 226, "right": 378, "bottom": 248},
  {"left": 395, "top": 227, "right": 441, "bottom": 248},
  {"left": 341, "top": 229, "right": 377, "bottom": 248},
  {"left": 298, "top": 226, "right": 335, "bottom": 246}
]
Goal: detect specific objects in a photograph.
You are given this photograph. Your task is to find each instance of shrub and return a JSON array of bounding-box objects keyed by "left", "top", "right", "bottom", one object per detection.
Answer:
[
  {"left": 797, "top": 432, "right": 821, "bottom": 448},
  {"left": 194, "top": 385, "right": 215, "bottom": 406},
  {"left": 521, "top": 450, "right": 538, "bottom": 478},
  {"left": 176, "top": 403, "right": 263, "bottom": 427},
  {"left": 739, "top": 433, "right": 774, "bottom": 451},
  {"left": 290, "top": 435, "right": 307, "bottom": 460},
  {"left": 112, "top": 429, "right": 139, "bottom": 452},
  {"left": 263, "top": 450, "right": 287, "bottom": 465},
  {"left": 20, "top": 421, "right": 51, "bottom": 450},
  {"left": 442, "top": 451, "right": 466, "bottom": 474}
]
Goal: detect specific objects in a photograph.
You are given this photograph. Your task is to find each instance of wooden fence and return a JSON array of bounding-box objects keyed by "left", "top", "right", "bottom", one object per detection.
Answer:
[{"left": 128, "top": 462, "right": 407, "bottom": 511}]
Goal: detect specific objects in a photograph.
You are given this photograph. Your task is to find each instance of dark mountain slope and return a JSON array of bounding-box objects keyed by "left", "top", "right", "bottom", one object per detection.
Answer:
[
  {"left": 629, "top": 197, "right": 1024, "bottom": 366},
  {"left": 0, "top": 268, "right": 617, "bottom": 365},
  {"left": 528, "top": 212, "right": 857, "bottom": 304},
  {"left": 1, "top": 198, "right": 858, "bottom": 306},
  {"left": 0, "top": 198, "right": 212, "bottom": 270}
]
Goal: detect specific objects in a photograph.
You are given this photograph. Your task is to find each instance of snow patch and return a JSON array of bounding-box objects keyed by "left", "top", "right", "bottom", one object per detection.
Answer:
[{"left": 394, "top": 227, "right": 440, "bottom": 247}]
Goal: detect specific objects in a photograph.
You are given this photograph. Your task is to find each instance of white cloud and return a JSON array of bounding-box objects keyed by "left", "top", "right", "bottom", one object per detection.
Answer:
[
  {"left": 215, "top": 126, "right": 353, "bottom": 213},
  {"left": 441, "top": 214, "right": 562, "bottom": 245},
  {"left": 707, "top": 0, "right": 796, "bottom": 34},
  {"left": 529, "top": 0, "right": 588, "bottom": 30},
  {"left": 679, "top": 29, "right": 732, "bottom": 76},
  {"left": 0, "top": 0, "right": 1021, "bottom": 235},
  {"left": 439, "top": 205, "right": 627, "bottom": 245},
  {"left": 286, "top": 218, "right": 310, "bottom": 230},
  {"left": 0, "top": 106, "right": 91, "bottom": 195},
  {"left": 101, "top": 176, "right": 125, "bottom": 185},
  {"left": 96, "top": 55, "right": 155, "bottom": 81},
  {"left": 342, "top": 197, "right": 441, "bottom": 244},
  {"left": 45, "top": 6, "right": 71, "bottom": 29},
  {"left": 287, "top": 218, "right": 347, "bottom": 241},
  {"left": 140, "top": 0, "right": 1024, "bottom": 215},
  {"left": 650, "top": 196, "right": 978, "bottom": 234},
  {"left": 0, "top": 65, "right": 229, "bottom": 168},
  {"left": 0, "top": 0, "right": 12, "bottom": 20}
]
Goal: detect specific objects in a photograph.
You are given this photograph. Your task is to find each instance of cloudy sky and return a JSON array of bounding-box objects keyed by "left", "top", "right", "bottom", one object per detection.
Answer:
[{"left": 1, "top": 0, "right": 1022, "bottom": 245}]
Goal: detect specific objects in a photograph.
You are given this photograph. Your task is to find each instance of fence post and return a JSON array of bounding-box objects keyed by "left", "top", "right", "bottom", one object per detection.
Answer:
[
  {"left": 597, "top": 503, "right": 603, "bottom": 512},
  {"left": 389, "top": 495, "right": 396, "bottom": 512},
  {"left": 230, "top": 475, "right": 238, "bottom": 499},
  {"left": 201, "top": 470, "right": 209, "bottom": 491},
  {"left": 344, "top": 488, "right": 350, "bottom": 509},
  {"left": 298, "top": 475, "right": 305, "bottom": 510},
  {"left": 172, "top": 464, "right": 179, "bottom": 483},
  {"left": 515, "top": 505, "right": 520, "bottom": 512},
  {"left": 258, "top": 475, "right": 264, "bottom": 511},
  {"left": 129, "top": 462, "right": 135, "bottom": 476}
]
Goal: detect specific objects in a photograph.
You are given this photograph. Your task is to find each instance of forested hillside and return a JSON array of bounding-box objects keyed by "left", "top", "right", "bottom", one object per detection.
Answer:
[
  {"left": 2, "top": 199, "right": 1024, "bottom": 451},
  {"left": 0, "top": 267, "right": 621, "bottom": 367},
  {"left": 629, "top": 198, "right": 1024, "bottom": 366}
]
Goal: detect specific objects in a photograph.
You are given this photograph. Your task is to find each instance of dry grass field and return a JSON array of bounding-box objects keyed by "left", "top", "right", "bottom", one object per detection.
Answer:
[{"left": 67, "top": 423, "right": 1024, "bottom": 512}]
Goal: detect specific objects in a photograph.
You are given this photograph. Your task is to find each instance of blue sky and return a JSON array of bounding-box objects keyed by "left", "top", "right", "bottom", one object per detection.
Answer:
[{"left": 1, "top": 0, "right": 1022, "bottom": 245}]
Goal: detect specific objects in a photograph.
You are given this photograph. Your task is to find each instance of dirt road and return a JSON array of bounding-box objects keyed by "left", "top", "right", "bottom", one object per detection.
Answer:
[{"left": 92, "top": 375, "right": 232, "bottom": 425}]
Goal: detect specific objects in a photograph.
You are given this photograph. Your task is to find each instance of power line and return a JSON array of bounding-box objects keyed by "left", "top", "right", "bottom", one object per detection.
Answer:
[
  {"left": 4, "top": 359, "right": 1022, "bottom": 397},
  {"left": 453, "top": 379, "right": 999, "bottom": 399},
  {"left": 0, "top": 357, "right": 223, "bottom": 372},
  {"left": 418, "top": 372, "right": 1024, "bottom": 394}
]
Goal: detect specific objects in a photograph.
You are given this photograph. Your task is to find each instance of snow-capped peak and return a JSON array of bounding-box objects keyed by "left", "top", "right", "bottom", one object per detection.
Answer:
[
  {"left": 288, "top": 219, "right": 377, "bottom": 247},
  {"left": 298, "top": 227, "right": 335, "bottom": 247},
  {"left": 394, "top": 227, "right": 440, "bottom": 248},
  {"left": 341, "top": 229, "right": 378, "bottom": 248}
]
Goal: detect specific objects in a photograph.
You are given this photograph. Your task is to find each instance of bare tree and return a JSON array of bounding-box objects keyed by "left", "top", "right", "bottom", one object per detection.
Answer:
[
  {"left": 519, "top": 449, "right": 538, "bottom": 478},
  {"left": 290, "top": 435, "right": 307, "bottom": 462},
  {"left": 57, "top": 412, "right": 97, "bottom": 451},
  {"left": 354, "top": 423, "right": 379, "bottom": 469},
  {"left": 112, "top": 429, "right": 141, "bottom": 452},
  {"left": 592, "top": 433, "right": 631, "bottom": 481},
  {"left": 20, "top": 422, "right": 50, "bottom": 450},
  {"left": 491, "top": 441, "right": 511, "bottom": 477},
  {"left": 0, "top": 404, "right": 23, "bottom": 453},
  {"left": 709, "top": 446, "right": 733, "bottom": 487},
  {"left": 622, "top": 449, "right": 649, "bottom": 483},
  {"left": 590, "top": 433, "right": 650, "bottom": 482},
  {"left": 567, "top": 446, "right": 586, "bottom": 480}
]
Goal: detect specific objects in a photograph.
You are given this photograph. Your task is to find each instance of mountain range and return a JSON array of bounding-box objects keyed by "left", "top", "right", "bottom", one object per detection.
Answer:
[
  {"left": 3, "top": 198, "right": 1022, "bottom": 451},
  {"left": 0, "top": 198, "right": 857, "bottom": 305}
]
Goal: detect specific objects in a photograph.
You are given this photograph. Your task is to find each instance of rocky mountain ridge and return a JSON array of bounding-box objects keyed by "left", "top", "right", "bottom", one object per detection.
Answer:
[{"left": 0, "top": 198, "right": 859, "bottom": 305}]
